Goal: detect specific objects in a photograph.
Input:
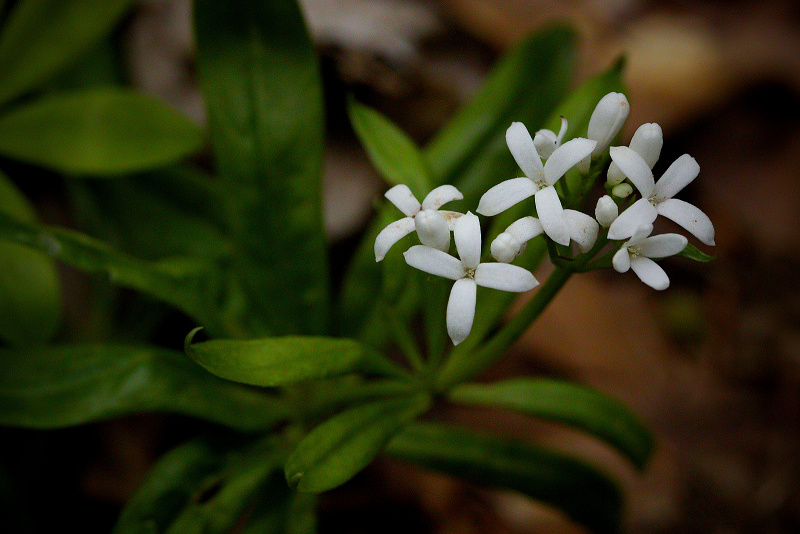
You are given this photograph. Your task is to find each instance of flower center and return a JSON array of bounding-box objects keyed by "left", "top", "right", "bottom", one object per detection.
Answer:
[
  {"left": 464, "top": 267, "right": 476, "bottom": 279},
  {"left": 534, "top": 178, "right": 548, "bottom": 190},
  {"left": 647, "top": 193, "right": 657, "bottom": 206},
  {"left": 627, "top": 245, "right": 641, "bottom": 258}
]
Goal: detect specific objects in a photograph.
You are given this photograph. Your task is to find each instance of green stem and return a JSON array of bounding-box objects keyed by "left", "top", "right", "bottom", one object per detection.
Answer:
[
  {"left": 435, "top": 266, "right": 572, "bottom": 390},
  {"left": 383, "top": 306, "right": 425, "bottom": 373}
]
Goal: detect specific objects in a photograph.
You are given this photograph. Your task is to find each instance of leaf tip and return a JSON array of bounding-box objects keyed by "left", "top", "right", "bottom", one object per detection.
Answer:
[{"left": 184, "top": 326, "right": 205, "bottom": 355}]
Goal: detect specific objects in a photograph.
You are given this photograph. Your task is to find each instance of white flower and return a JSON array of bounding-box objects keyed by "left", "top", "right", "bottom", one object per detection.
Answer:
[
  {"left": 595, "top": 195, "right": 618, "bottom": 227},
  {"left": 607, "top": 123, "right": 663, "bottom": 185},
  {"left": 607, "top": 147, "right": 716, "bottom": 246},
  {"left": 490, "top": 216, "right": 543, "bottom": 263},
  {"left": 403, "top": 212, "right": 538, "bottom": 345},
  {"left": 588, "top": 92, "right": 629, "bottom": 158},
  {"left": 477, "top": 122, "right": 596, "bottom": 246},
  {"left": 563, "top": 210, "right": 599, "bottom": 252},
  {"left": 533, "top": 116, "right": 568, "bottom": 159},
  {"left": 612, "top": 223, "right": 688, "bottom": 290},
  {"left": 374, "top": 184, "right": 463, "bottom": 261}
]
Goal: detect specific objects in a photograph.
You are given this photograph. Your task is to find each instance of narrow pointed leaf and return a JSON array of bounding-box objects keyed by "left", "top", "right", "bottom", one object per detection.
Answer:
[
  {"left": 285, "top": 394, "right": 431, "bottom": 492},
  {"left": 0, "top": 171, "right": 60, "bottom": 345},
  {"left": 194, "top": 0, "right": 329, "bottom": 336},
  {"left": 387, "top": 422, "right": 622, "bottom": 534},
  {"left": 348, "top": 98, "right": 432, "bottom": 198},
  {"left": 677, "top": 242, "right": 715, "bottom": 262},
  {"left": 0, "top": 345, "right": 288, "bottom": 430},
  {"left": 0, "top": 0, "right": 133, "bottom": 105},
  {"left": 185, "top": 329, "right": 404, "bottom": 387},
  {"left": 0, "top": 89, "right": 203, "bottom": 174},
  {"left": 114, "top": 436, "right": 283, "bottom": 534},
  {"left": 449, "top": 378, "right": 654, "bottom": 470}
]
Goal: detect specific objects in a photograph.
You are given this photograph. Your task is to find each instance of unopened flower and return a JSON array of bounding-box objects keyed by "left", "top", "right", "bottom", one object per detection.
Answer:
[
  {"left": 490, "top": 216, "right": 543, "bottom": 263},
  {"left": 477, "top": 122, "right": 596, "bottom": 246},
  {"left": 607, "top": 123, "right": 663, "bottom": 185},
  {"left": 612, "top": 223, "right": 688, "bottom": 290},
  {"left": 404, "top": 212, "right": 538, "bottom": 345},
  {"left": 533, "top": 117, "right": 568, "bottom": 160},
  {"left": 611, "top": 183, "right": 633, "bottom": 199},
  {"left": 563, "top": 210, "right": 599, "bottom": 252},
  {"left": 607, "top": 147, "right": 715, "bottom": 246},
  {"left": 595, "top": 195, "right": 618, "bottom": 227},
  {"left": 374, "top": 184, "right": 463, "bottom": 261},
  {"left": 588, "top": 92, "right": 629, "bottom": 158}
]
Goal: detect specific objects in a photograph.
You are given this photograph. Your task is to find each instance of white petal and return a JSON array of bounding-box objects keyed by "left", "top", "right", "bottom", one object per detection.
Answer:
[
  {"left": 653, "top": 154, "right": 700, "bottom": 202},
  {"left": 403, "top": 245, "right": 464, "bottom": 280},
  {"left": 421, "top": 184, "right": 463, "bottom": 210},
  {"left": 438, "top": 210, "right": 463, "bottom": 230},
  {"left": 628, "top": 222, "right": 654, "bottom": 246},
  {"left": 656, "top": 198, "right": 716, "bottom": 246},
  {"left": 490, "top": 233, "right": 520, "bottom": 263},
  {"left": 533, "top": 129, "right": 558, "bottom": 159},
  {"left": 506, "top": 122, "right": 544, "bottom": 181},
  {"left": 630, "top": 256, "right": 670, "bottom": 290},
  {"left": 629, "top": 123, "right": 663, "bottom": 168},
  {"left": 543, "top": 138, "right": 597, "bottom": 185},
  {"left": 384, "top": 184, "right": 420, "bottom": 217},
  {"left": 639, "top": 233, "right": 688, "bottom": 258},
  {"left": 415, "top": 210, "right": 450, "bottom": 251},
  {"left": 607, "top": 198, "right": 657, "bottom": 241},
  {"left": 612, "top": 248, "right": 631, "bottom": 273},
  {"left": 563, "top": 209, "right": 599, "bottom": 252},
  {"left": 447, "top": 278, "right": 477, "bottom": 345},
  {"left": 374, "top": 217, "right": 415, "bottom": 261},
  {"left": 609, "top": 146, "right": 655, "bottom": 197},
  {"left": 475, "top": 262, "right": 538, "bottom": 292},
  {"left": 505, "top": 216, "right": 543, "bottom": 243},
  {"left": 476, "top": 177, "right": 537, "bottom": 216},
  {"left": 454, "top": 212, "right": 481, "bottom": 270},
  {"left": 588, "top": 92, "right": 629, "bottom": 156},
  {"left": 534, "top": 186, "right": 570, "bottom": 246}
]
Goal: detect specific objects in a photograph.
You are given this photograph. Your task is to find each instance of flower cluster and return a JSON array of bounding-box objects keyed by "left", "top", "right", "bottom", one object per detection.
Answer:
[{"left": 375, "top": 92, "right": 715, "bottom": 345}]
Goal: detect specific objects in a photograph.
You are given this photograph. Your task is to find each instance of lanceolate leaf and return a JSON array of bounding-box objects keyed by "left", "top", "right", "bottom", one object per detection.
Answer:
[
  {"left": 114, "top": 436, "right": 284, "bottom": 534},
  {"left": 678, "top": 242, "right": 715, "bottom": 262},
  {"left": 0, "top": 345, "right": 288, "bottom": 430},
  {"left": 194, "top": 0, "right": 330, "bottom": 336},
  {"left": 0, "top": 171, "right": 61, "bottom": 345},
  {"left": 185, "top": 329, "right": 406, "bottom": 387},
  {"left": 387, "top": 422, "right": 622, "bottom": 534},
  {"left": 449, "top": 378, "right": 654, "bottom": 470},
  {"left": 0, "top": 0, "right": 133, "bottom": 105},
  {"left": 0, "top": 89, "right": 204, "bottom": 174},
  {"left": 285, "top": 394, "right": 431, "bottom": 492},
  {"left": 347, "top": 98, "right": 433, "bottom": 198}
]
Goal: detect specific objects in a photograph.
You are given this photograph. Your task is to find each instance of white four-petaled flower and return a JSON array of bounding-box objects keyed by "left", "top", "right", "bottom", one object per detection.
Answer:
[
  {"left": 612, "top": 223, "right": 688, "bottom": 290},
  {"left": 374, "top": 184, "right": 463, "bottom": 261},
  {"left": 403, "top": 212, "right": 539, "bottom": 345},
  {"left": 477, "top": 122, "right": 596, "bottom": 246},
  {"left": 607, "top": 147, "right": 716, "bottom": 246}
]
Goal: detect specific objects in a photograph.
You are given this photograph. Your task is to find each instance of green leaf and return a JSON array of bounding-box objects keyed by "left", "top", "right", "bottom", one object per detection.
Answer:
[
  {"left": 678, "top": 242, "right": 715, "bottom": 262},
  {"left": 194, "top": 0, "right": 329, "bottom": 336},
  {"left": 449, "top": 378, "right": 654, "bottom": 470},
  {"left": 387, "top": 422, "right": 622, "bottom": 534},
  {"left": 0, "top": 0, "right": 133, "bottom": 105},
  {"left": 0, "top": 89, "right": 203, "bottom": 174},
  {"left": 347, "top": 98, "right": 432, "bottom": 198},
  {"left": 0, "top": 344, "right": 288, "bottom": 430},
  {"left": 241, "top": 486, "right": 317, "bottom": 534},
  {"left": 0, "top": 212, "right": 225, "bottom": 332},
  {"left": 285, "top": 394, "right": 431, "bottom": 492},
  {"left": 114, "top": 436, "right": 284, "bottom": 534},
  {"left": 185, "top": 328, "right": 405, "bottom": 387},
  {"left": 0, "top": 171, "right": 61, "bottom": 345}
]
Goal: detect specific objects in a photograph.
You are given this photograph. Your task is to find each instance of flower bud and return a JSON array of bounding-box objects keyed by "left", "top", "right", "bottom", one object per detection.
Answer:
[
  {"left": 607, "top": 122, "right": 663, "bottom": 185},
  {"left": 533, "top": 117, "right": 568, "bottom": 160},
  {"left": 588, "top": 92, "right": 629, "bottom": 157},
  {"left": 490, "top": 232, "right": 520, "bottom": 263},
  {"left": 415, "top": 209, "right": 450, "bottom": 251},
  {"left": 595, "top": 195, "right": 618, "bottom": 227},
  {"left": 611, "top": 183, "right": 633, "bottom": 199}
]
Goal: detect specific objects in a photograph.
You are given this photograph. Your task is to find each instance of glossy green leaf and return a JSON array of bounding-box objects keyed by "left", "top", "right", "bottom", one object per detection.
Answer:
[
  {"left": 185, "top": 328, "right": 405, "bottom": 387},
  {"left": 387, "top": 422, "right": 622, "bottom": 534},
  {"left": 0, "top": 344, "right": 288, "bottom": 430},
  {"left": 347, "top": 98, "right": 432, "bottom": 198},
  {"left": 0, "top": 0, "right": 133, "bottom": 105},
  {"left": 0, "top": 212, "right": 225, "bottom": 331},
  {"left": 0, "top": 171, "right": 61, "bottom": 345},
  {"left": 285, "top": 394, "right": 431, "bottom": 492},
  {"left": 0, "top": 89, "right": 203, "bottom": 174},
  {"left": 449, "top": 378, "right": 654, "bottom": 470},
  {"left": 194, "top": 0, "right": 329, "bottom": 337},
  {"left": 114, "top": 436, "right": 283, "bottom": 534},
  {"left": 678, "top": 242, "right": 715, "bottom": 262}
]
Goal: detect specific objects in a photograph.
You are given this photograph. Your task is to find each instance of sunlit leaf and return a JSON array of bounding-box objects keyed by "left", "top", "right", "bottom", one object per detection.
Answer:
[
  {"left": 0, "top": 344, "right": 287, "bottom": 430},
  {"left": 285, "top": 394, "right": 431, "bottom": 492},
  {"left": 387, "top": 422, "right": 622, "bottom": 534}
]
